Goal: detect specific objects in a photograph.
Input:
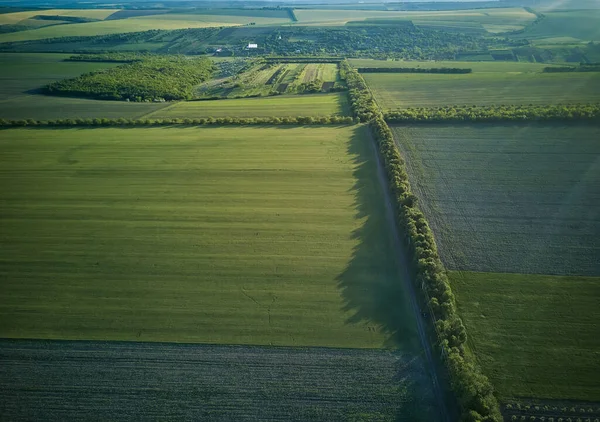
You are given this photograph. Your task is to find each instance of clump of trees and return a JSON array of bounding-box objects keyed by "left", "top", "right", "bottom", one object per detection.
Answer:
[
  {"left": 358, "top": 67, "right": 472, "bottom": 74},
  {"left": 0, "top": 115, "right": 355, "bottom": 128},
  {"left": 42, "top": 56, "right": 215, "bottom": 102},
  {"left": 341, "top": 59, "right": 502, "bottom": 422},
  {"left": 384, "top": 104, "right": 600, "bottom": 123}
]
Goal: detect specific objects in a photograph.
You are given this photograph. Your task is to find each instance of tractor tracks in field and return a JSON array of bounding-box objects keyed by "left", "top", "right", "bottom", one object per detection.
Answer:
[{"left": 367, "top": 130, "right": 451, "bottom": 422}]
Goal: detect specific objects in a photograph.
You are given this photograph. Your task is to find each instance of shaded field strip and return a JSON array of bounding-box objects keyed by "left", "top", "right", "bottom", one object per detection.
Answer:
[
  {"left": 0, "top": 339, "right": 416, "bottom": 421},
  {"left": 367, "top": 131, "right": 450, "bottom": 422}
]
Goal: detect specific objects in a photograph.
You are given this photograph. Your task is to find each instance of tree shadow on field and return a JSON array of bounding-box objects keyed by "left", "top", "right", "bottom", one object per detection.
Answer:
[
  {"left": 337, "top": 126, "right": 420, "bottom": 351},
  {"left": 337, "top": 127, "right": 435, "bottom": 421}
]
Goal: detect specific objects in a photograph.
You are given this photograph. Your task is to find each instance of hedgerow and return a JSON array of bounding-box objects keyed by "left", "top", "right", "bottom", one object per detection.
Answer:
[
  {"left": 341, "top": 60, "right": 502, "bottom": 422},
  {"left": 0, "top": 115, "right": 355, "bottom": 128},
  {"left": 384, "top": 104, "right": 600, "bottom": 123},
  {"left": 357, "top": 67, "right": 472, "bottom": 74}
]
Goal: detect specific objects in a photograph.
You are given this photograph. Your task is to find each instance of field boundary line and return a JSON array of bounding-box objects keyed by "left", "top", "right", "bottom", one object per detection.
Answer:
[{"left": 366, "top": 128, "right": 450, "bottom": 422}]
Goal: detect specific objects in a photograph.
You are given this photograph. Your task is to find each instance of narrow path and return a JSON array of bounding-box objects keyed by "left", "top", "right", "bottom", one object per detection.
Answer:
[{"left": 367, "top": 129, "right": 451, "bottom": 422}]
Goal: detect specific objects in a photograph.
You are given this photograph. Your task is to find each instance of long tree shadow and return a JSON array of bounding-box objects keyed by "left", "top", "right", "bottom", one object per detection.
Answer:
[
  {"left": 337, "top": 126, "right": 438, "bottom": 421},
  {"left": 337, "top": 126, "right": 420, "bottom": 351}
]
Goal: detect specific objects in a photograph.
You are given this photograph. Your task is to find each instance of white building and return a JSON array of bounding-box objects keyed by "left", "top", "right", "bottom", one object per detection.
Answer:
[{"left": 247, "top": 43, "right": 258, "bottom": 49}]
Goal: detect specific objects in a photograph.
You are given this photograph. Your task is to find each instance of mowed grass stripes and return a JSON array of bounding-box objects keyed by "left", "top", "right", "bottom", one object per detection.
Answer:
[{"left": 0, "top": 126, "right": 416, "bottom": 349}]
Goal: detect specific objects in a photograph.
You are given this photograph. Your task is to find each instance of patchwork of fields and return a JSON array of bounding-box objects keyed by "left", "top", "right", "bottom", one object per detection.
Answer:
[
  {"left": 451, "top": 271, "right": 600, "bottom": 402},
  {"left": 392, "top": 124, "right": 600, "bottom": 276},
  {"left": 0, "top": 126, "right": 419, "bottom": 349},
  {"left": 364, "top": 71, "right": 600, "bottom": 109},
  {"left": 0, "top": 8, "right": 292, "bottom": 43},
  {"left": 198, "top": 62, "right": 340, "bottom": 98},
  {"left": 0, "top": 340, "right": 437, "bottom": 421}
]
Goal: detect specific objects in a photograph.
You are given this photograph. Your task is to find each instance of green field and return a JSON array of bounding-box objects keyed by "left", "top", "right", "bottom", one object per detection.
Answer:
[
  {"left": 0, "top": 52, "right": 170, "bottom": 119},
  {"left": 293, "top": 7, "right": 535, "bottom": 31},
  {"left": 147, "top": 93, "right": 349, "bottom": 118},
  {"left": 516, "top": 10, "right": 600, "bottom": 44},
  {"left": 0, "top": 15, "right": 233, "bottom": 43},
  {"left": 349, "top": 59, "right": 552, "bottom": 72},
  {"left": 0, "top": 125, "right": 418, "bottom": 349},
  {"left": 451, "top": 271, "right": 600, "bottom": 401},
  {"left": 392, "top": 124, "right": 600, "bottom": 276},
  {"left": 364, "top": 71, "right": 600, "bottom": 109}
]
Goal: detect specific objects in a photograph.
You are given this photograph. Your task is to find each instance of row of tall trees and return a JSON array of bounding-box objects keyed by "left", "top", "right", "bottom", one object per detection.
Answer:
[
  {"left": 358, "top": 67, "right": 472, "bottom": 74},
  {"left": 0, "top": 115, "right": 355, "bottom": 128},
  {"left": 384, "top": 104, "right": 600, "bottom": 123},
  {"left": 43, "top": 56, "right": 215, "bottom": 102},
  {"left": 341, "top": 60, "right": 502, "bottom": 422}
]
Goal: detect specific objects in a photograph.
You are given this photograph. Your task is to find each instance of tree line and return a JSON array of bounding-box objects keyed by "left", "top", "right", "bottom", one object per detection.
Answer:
[
  {"left": 341, "top": 60, "right": 502, "bottom": 422},
  {"left": 384, "top": 104, "right": 600, "bottom": 123},
  {"left": 358, "top": 67, "right": 472, "bottom": 74},
  {"left": 42, "top": 56, "right": 215, "bottom": 102},
  {"left": 543, "top": 65, "right": 600, "bottom": 73},
  {"left": 0, "top": 115, "right": 355, "bottom": 128}
]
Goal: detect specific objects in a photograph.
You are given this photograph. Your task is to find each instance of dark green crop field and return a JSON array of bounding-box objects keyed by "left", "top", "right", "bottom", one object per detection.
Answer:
[
  {"left": 0, "top": 340, "right": 437, "bottom": 421},
  {"left": 450, "top": 271, "right": 600, "bottom": 402},
  {"left": 392, "top": 124, "right": 600, "bottom": 276},
  {"left": 364, "top": 71, "right": 600, "bottom": 109},
  {"left": 0, "top": 126, "right": 419, "bottom": 350}
]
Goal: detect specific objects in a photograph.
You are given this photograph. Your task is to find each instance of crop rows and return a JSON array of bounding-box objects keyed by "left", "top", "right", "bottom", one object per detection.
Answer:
[
  {"left": 391, "top": 124, "right": 600, "bottom": 276},
  {"left": 1, "top": 340, "right": 435, "bottom": 421}
]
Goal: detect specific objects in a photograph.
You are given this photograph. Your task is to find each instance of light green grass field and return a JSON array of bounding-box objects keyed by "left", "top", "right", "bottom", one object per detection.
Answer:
[
  {"left": 148, "top": 93, "right": 349, "bottom": 118},
  {"left": 0, "top": 9, "right": 119, "bottom": 25},
  {"left": 364, "top": 71, "right": 600, "bottom": 108},
  {"left": 131, "top": 12, "right": 291, "bottom": 26},
  {"left": 0, "top": 52, "right": 169, "bottom": 119},
  {"left": 0, "top": 17, "right": 235, "bottom": 43},
  {"left": 451, "top": 271, "right": 600, "bottom": 401},
  {"left": 0, "top": 125, "right": 418, "bottom": 349}
]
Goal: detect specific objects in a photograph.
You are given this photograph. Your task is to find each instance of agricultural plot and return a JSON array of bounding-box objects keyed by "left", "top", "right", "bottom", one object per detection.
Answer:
[
  {"left": 364, "top": 71, "right": 600, "bottom": 109},
  {"left": 0, "top": 126, "right": 418, "bottom": 349},
  {"left": 391, "top": 124, "right": 600, "bottom": 276},
  {"left": 130, "top": 9, "right": 292, "bottom": 26},
  {"left": 0, "top": 340, "right": 437, "bottom": 421},
  {"left": 0, "top": 52, "right": 168, "bottom": 120},
  {"left": 0, "top": 15, "right": 235, "bottom": 43},
  {"left": 198, "top": 62, "right": 340, "bottom": 98},
  {"left": 148, "top": 93, "right": 349, "bottom": 118},
  {"left": 299, "top": 63, "right": 338, "bottom": 83},
  {"left": 514, "top": 10, "right": 600, "bottom": 44},
  {"left": 293, "top": 7, "right": 535, "bottom": 31},
  {"left": 349, "top": 59, "right": 551, "bottom": 72},
  {"left": 450, "top": 271, "right": 600, "bottom": 402}
]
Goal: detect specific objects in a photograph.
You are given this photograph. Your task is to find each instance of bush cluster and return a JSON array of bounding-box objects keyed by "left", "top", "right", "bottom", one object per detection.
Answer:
[
  {"left": 342, "top": 60, "right": 502, "bottom": 422},
  {"left": 0, "top": 115, "right": 355, "bottom": 128},
  {"left": 358, "top": 67, "right": 472, "bottom": 74},
  {"left": 42, "top": 56, "right": 215, "bottom": 102},
  {"left": 384, "top": 104, "right": 600, "bottom": 123}
]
